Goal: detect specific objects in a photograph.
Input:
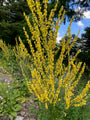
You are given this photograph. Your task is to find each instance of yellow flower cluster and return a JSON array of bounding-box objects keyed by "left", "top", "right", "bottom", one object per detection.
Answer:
[
  {"left": 17, "top": 0, "right": 90, "bottom": 109},
  {"left": 17, "top": 0, "right": 89, "bottom": 109},
  {"left": 15, "top": 37, "right": 30, "bottom": 60},
  {"left": 0, "top": 40, "right": 10, "bottom": 61},
  {"left": 71, "top": 80, "right": 90, "bottom": 107},
  {"left": 0, "top": 0, "right": 90, "bottom": 110}
]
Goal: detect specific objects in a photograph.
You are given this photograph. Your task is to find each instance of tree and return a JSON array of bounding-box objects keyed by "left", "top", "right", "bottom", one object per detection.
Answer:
[
  {"left": 66, "top": 27, "right": 90, "bottom": 68},
  {"left": 82, "top": 26, "right": 90, "bottom": 50},
  {"left": 47, "top": 0, "right": 90, "bottom": 23},
  {"left": 0, "top": 0, "right": 30, "bottom": 45},
  {"left": 77, "top": 27, "right": 90, "bottom": 68}
]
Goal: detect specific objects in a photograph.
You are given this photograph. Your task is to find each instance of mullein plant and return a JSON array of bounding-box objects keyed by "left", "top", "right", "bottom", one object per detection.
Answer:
[{"left": 0, "top": 0, "right": 90, "bottom": 114}]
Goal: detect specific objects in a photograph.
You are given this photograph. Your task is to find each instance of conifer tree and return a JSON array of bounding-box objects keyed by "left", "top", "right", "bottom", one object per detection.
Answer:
[{"left": 0, "top": 0, "right": 30, "bottom": 45}]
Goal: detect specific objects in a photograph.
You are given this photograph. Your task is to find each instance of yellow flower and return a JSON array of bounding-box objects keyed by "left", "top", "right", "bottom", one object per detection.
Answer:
[{"left": 1, "top": 0, "right": 90, "bottom": 111}]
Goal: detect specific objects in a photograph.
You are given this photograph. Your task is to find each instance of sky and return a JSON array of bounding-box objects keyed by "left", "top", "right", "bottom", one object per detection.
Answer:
[{"left": 56, "top": 7, "right": 90, "bottom": 43}]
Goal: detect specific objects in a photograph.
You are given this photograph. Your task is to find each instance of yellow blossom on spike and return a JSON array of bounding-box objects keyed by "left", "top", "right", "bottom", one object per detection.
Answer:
[{"left": 0, "top": 0, "right": 90, "bottom": 112}]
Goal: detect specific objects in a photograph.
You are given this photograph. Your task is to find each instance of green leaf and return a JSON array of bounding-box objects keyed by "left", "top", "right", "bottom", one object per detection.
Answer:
[
  {"left": 37, "top": 113, "right": 42, "bottom": 120},
  {"left": 0, "top": 113, "right": 4, "bottom": 116},
  {"left": 0, "top": 110, "right": 3, "bottom": 113},
  {"left": 9, "top": 115, "right": 14, "bottom": 120},
  {"left": 12, "top": 104, "right": 22, "bottom": 112},
  {"left": 33, "top": 97, "right": 38, "bottom": 101},
  {"left": 39, "top": 102, "right": 42, "bottom": 109},
  {"left": 10, "top": 112, "right": 17, "bottom": 117},
  {"left": 2, "top": 100, "right": 6, "bottom": 103}
]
